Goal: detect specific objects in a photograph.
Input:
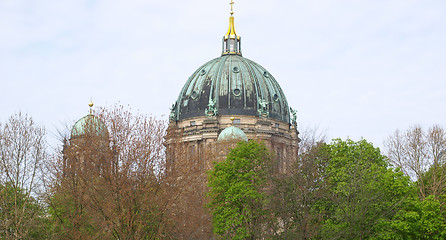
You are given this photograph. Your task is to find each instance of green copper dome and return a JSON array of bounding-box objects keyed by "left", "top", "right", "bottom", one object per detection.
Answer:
[
  {"left": 217, "top": 125, "right": 248, "bottom": 142},
  {"left": 71, "top": 114, "right": 109, "bottom": 139},
  {"left": 170, "top": 54, "right": 290, "bottom": 123},
  {"left": 170, "top": 14, "right": 290, "bottom": 124}
]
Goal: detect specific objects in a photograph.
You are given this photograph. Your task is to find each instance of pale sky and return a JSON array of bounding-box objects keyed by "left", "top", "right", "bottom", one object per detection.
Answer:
[{"left": 1, "top": 0, "right": 445, "bottom": 150}]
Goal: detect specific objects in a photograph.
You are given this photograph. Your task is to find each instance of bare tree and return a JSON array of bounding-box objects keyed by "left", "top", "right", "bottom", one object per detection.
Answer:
[
  {"left": 163, "top": 128, "right": 222, "bottom": 239},
  {"left": 46, "top": 105, "right": 172, "bottom": 239},
  {"left": 0, "top": 113, "right": 47, "bottom": 239},
  {"left": 297, "top": 126, "right": 326, "bottom": 156},
  {"left": 270, "top": 127, "right": 327, "bottom": 239},
  {"left": 385, "top": 129, "right": 407, "bottom": 174},
  {"left": 424, "top": 125, "right": 446, "bottom": 197},
  {"left": 385, "top": 124, "right": 446, "bottom": 199}
]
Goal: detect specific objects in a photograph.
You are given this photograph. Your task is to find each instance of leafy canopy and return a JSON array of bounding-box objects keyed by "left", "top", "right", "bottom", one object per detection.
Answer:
[{"left": 207, "top": 140, "right": 272, "bottom": 240}]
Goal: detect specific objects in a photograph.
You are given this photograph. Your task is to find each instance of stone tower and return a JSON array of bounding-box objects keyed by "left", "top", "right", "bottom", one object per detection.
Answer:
[{"left": 62, "top": 102, "right": 112, "bottom": 177}]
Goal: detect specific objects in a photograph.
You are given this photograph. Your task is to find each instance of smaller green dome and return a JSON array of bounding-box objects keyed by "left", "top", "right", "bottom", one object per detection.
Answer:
[
  {"left": 71, "top": 114, "right": 109, "bottom": 139},
  {"left": 217, "top": 126, "right": 248, "bottom": 142}
]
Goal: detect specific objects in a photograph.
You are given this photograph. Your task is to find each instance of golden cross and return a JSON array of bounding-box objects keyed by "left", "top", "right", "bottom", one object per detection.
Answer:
[{"left": 230, "top": 0, "right": 235, "bottom": 15}]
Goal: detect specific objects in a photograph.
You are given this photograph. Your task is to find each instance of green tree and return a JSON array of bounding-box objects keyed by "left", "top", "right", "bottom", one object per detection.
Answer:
[
  {"left": 0, "top": 183, "right": 48, "bottom": 239},
  {"left": 384, "top": 163, "right": 446, "bottom": 240},
  {"left": 384, "top": 195, "right": 446, "bottom": 240},
  {"left": 207, "top": 140, "right": 272, "bottom": 240},
  {"left": 321, "top": 139, "right": 413, "bottom": 240}
]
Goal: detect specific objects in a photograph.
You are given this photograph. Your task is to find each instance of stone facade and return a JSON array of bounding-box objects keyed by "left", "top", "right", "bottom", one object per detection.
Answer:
[{"left": 166, "top": 115, "right": 299, "bottom": 173}]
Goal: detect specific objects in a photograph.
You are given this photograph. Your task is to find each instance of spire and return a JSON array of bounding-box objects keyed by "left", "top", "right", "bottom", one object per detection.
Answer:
[
  {"left": 224, "top": 16, "right": 239, "bottom": 40},
  {"left": 222, "top": 0, "right": 242, "bottom": 56}
]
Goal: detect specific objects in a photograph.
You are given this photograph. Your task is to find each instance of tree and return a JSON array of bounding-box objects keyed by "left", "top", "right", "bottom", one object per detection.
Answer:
[
  {"left": 46, "top": 105, "right": 171, "bottom": 239},
  {"left": 321, "top": 139, "right": 413, "bottom": 239},
  {"left": 0, "top": 182, "right": 48, "bottom": 239},
  {"left": 270, "top": 128, "right": 328, "bottom": 239},
  {"left": 163, "top": 129, "right": 216, "bottom": 239},
  {"left": 207, "top": 140, "right": 272, "bottom": 240},
  {"left": 385, "top": 195, "right": 446, "bottom": 240},
  {"left": 421, "top": 163, "right": 446, "bottom": 198},
  {"left": 0, "top": 113, "right": 47, "bottom": 239},
  {"left": 297, "top": 126, "right": 327, "bottom": 156},
  {"left": 385, "top": 125, "right": 446, "bottom": 199}
]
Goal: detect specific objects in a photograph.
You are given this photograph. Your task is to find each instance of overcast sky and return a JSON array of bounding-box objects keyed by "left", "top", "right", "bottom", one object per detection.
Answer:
[{"left": 1, "top": 0, "right": 445, "bottom": 150}]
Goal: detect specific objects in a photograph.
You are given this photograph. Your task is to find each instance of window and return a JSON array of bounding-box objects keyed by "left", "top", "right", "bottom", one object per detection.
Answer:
[
  {"left": 191, "top": 91, "right": 198, "bottom": 99},
  {"left": 275, "top": 123, "right": 279, "bottom": 128},
  {"left": 233, "top": 119, "right": 241, "bottom": 124},
  {"left": 233, "top": 88, "right": 241, "bottom": 96},
  {"left": 229, "top": 39, "right": 235, "bottom": 52},
  {"left": 190, "top": 121, "right": 196, "bottom": 126}
]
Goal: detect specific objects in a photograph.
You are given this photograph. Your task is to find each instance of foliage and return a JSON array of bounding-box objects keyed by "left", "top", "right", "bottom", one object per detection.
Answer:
[
  {"left": 2, "top": 109, "right": 445, "bottom": 239},
  {"left": 0, "top": 183, "right": 48, "bottom": 239},
  {"left": 383, "top": 195, "right": 446, "bottom": 240},
  {"left": 271, "top": 138, "right": 416, "bottom": 239},
  {"left": 207, "top": 140, "right": 272, "bottom": 240},
  {"left": 320, "top": 139, "right": 413, "bottom": 239}
]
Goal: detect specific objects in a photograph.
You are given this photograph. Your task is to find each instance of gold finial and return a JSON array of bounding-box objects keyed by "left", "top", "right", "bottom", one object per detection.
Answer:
[
  {"left": 230, "top": 117, "right": 235, "bottom": 124},
  {"left": 88, "top": 100, "right": 94, "bottom": 114},
  {"left": 230, "top": 0, "right": 235, "bottom": 16},
  {"left": 225, "top": 0, "right": 239, "bottom": 41}
]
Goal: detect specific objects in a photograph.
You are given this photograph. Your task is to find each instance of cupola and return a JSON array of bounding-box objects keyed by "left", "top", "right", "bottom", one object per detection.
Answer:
[
  {"left": 217, "top": 117, "right": 248, "bottom": 142},
  {"left": 71, "top": 101, "right": 109, "bottom": 139},
  {"left": 222, "top": 0, "right": 241, "bottom": 56}
]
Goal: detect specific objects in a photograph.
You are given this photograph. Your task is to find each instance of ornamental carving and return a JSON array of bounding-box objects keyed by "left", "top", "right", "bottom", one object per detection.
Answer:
[
  {"left": 258, "top": 99, "right": 269, "bottom": 118},
  {"left": 290, "top": 107, "right": 297, "bottom": 127},
  {"left": 169, "top": 103, "right": 177, "bottom": 122},
  {"left": 205, "top": 99, "right": 218, "bottom": 117}
]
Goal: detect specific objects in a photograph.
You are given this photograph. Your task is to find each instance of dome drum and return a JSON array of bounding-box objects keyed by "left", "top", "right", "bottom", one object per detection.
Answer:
[{"left": 171, "top": 114, "right": 298, "bottom": 144}]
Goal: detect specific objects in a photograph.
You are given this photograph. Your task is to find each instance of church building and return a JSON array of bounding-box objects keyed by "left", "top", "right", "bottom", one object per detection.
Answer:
[
  {"left": 166, "top": 2, "right": 299, "bottom": 174},
  {"left": 63, "top": 3, "right": 300, "bottom": 238}
]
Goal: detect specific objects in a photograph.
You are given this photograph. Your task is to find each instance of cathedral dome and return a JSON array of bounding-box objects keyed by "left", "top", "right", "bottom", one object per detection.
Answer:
[
  {"left": 170, "top": 14, "right": 290, "bottom": 124},
  {"left": 171, "top": 55, "right": 290, "bottom": 123}
]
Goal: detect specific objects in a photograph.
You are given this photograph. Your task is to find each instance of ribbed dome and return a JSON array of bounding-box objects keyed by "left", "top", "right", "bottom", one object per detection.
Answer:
[
  {"left": 217, "top": 125, "right": 248, "bottom": 142},
  {"left": 71, "top": 114, "right": 109, "bottom": 139},
  {"left": 170, "top": 54, "right": 290, "bottom": 123}
]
